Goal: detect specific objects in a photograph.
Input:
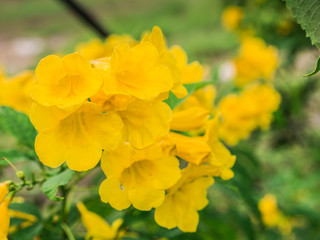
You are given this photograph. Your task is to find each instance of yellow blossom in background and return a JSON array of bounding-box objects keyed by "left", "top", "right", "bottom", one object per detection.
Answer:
[
  {"left": 8, "top": 210, "right": 38, "bottom": 234},
  {"left": 0, "top": 71, "right": 36, "bottom": 114},
  {"left": 76, "top": 34, "right": 137, "bottom": 60},
  {"left": 98, "top": 42, "right": 173, "bottom": 100},
  {"left": 154, "top": 164, "right": 215, "bottom": 232},
  {"left": 218, "top": 84, "right": 281, "bottom": 145},
  {"left": 77, "top": 202, "right": 125, "bottom": 240},
  {"left": 31, "top": 102, "right": 123, "bottom": 171},
  {"left": 258, "top": 194, "right": 294, "bottom": 235},
  {"left": 0, "top": 183, "right": 10, "bottom": 240},
  {"left": 99, "top": 143, "right": 181, "bottom": 211},
  {"left": 259, "top": 194, "right": 281, "bottom": 227},
  {"left": 142, "top": 26, "right": 188, "bottom": 98},
  {"left": 32, "top": 53, "right": 102, "bottom": 108},
  {"left": 222, "top": 6, "right": 243, "bottom": 31},
  {"left": 233, "top": 36, "right": 279, "bottom": 86}
]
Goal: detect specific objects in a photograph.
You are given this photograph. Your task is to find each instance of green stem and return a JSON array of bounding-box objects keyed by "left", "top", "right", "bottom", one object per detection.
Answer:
[{"left": 61, "top": 223, "right": 76, "bottom": 240}]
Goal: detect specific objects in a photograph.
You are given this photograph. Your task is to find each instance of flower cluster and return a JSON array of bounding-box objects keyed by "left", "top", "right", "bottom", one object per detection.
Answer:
[
  {"left": 27, "top": 26, "right": 236, "bottom": 232},
  {"left": 218, "top": 84, "right": 281, "bottom": 145},
  {"left": 232, "top": 36, "right": 279, "bottom": 86}
]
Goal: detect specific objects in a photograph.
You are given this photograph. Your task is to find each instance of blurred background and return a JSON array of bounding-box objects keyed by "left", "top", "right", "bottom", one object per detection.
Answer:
[{"left": 1, "top": 0, "right": 320, "bottom": 239}]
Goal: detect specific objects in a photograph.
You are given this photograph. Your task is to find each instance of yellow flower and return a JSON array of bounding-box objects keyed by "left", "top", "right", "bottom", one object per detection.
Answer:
[
  {"left": 0, "top": 71, "right": 36, "bottom": 114},
  {"left": 170, "top": 45, "right": 204, "bottom": 84},
  {"left": 0, "top": 183, "right": 10, "bottom": 240},
  {"left": 119, "top": 99, "right": 172, "bottom": 149},
  {"left": 8, "top": 210, "right": 38, "bottom": 234},
  {"left": 99, "top": 143, "right": 181, "bottom": 211},
  {"left": 0, "top": 182, "right": 9, "bottom": 203},
  {"left": 203, "top": 117, "right": 236, "bottom": 180},
  {"left": 77, "top": 202, "right": 125, "bottom": 240},
  {"left": 97, "top": 42, "right": 173, "bottom": 101},
  {"left": 218, "top": 84, "right": 281, "bottom": 145},
  {"left": 222, "top": 6, "right": 243, "bottom": 31},
  {"left": 32, "top": 53, "right": 102, "bottom": 108},
  {"left": 171, "top": 86, "right": 216, "bottom": 132},
  {"left": 142, "top": 26, "right": 188, "bottom": 98},
  {"left": 258, "top": 194, "right": 282, "bottom": 227},
  {"left": 163, "top": 116, "right": 236, "bottom": 177},
  {"left": 76, "top": 34, "right": 137, "bottom": 60},
  {"left": 233, "top": 36, "right": 279, "bottom": 86},
  {"left": 154, "top": 164, "right": 215, "bottom": 232},
  {"left": 170, "top": 106, "right": 209, "bottom": 132},
  {"left": 91, "top": 91, "right": 172, "bottom": 149},
  {"left": 31, "top": 102, "right": 123, "bottom": 171},
  {"left": 160, "top": 132, "right": 211, "bottom": 165}
]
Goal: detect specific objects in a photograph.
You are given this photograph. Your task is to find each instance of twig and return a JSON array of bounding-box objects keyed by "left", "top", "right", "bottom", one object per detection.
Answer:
[{"left": 57, "top": 0, "right": 109, "bottom": 38}]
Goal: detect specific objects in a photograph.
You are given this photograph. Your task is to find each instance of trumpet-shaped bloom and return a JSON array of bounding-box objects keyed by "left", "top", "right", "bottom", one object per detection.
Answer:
[
  {"left": 218, "top": 84, "right": 281, "bottom": 145},
  {"left": 142, "top": 26, "right": 188, "bottom": 98},
  {"left": 170, "top": 106, "right": 209, "bottom": 132},
  {"left": 154, "top": 165, "right": 215, "bottom": 232},
  {"left": 76, "top": 34, "right": 137, "bottom": 60},
  {"left": 203, "top": 117, "right": 236, "bottom": 180},
  {"left": 0, "top": 71, "right": 36, "bottom": 114},
  {"left": 170, "top": 46, "right": 204, "bottom": 84},
  {"left": 171, "top": 86, "right": 216, "bottom": 132},
  {"left": 32, "top": 102, "right": 123, "bottom": 171},
  {"left": 99, "top": 42, "right": 173, "bottom": 100},
  {"left": 162, "top": 116, "right": 236, "bottom": 177},
  {"left": 161, "top": 133, "right": 211, "bottom": 165},
  {"left": 119, "top": 99, "right": 172, "bottom": 149},
  {"left": 91, "top": 92, "right": 173, "bottom": 149},
  {"left": 99, "top": 144, "right": 181, "bottom": 211},
  {"left": 77, "top": 202, "right": 125, "bottom": 240},
  {"left": 32, "top": 53, "right": 102, "bottom": 108},
  {"left": 233, "top": 36, "right": 279, "bottom": 86}
]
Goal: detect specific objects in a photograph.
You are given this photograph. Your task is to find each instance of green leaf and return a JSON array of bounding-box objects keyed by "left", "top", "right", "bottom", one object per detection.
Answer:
[
  {"left": 164, "top": 81, "right": 211, "bottom": 110},
  {"left": 305, "top": 55, "right": 320, "bottom": 76},
  {"left": 286, "top": 0, "right": 320, "bottom": 47},
  {"left": 0, "top": 106, "right": 37, "bottom": 149},
  {"left": 41, "top": 169, "right": 75, "bottom": 201},
  {"left": 9, "top": 202, "right": 43, "bottom": 240}
]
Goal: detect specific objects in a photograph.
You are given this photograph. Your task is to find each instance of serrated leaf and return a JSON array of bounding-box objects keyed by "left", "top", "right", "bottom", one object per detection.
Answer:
[
  {"left": 41, "top": 169, "right": 75, "bottom": 201},
  {"left": 165, "top": 81, "right": 211, "bottom": 110},
  {"left": 286, "top": 0, "right": 320, "bottom": 47},
  {"left": 0, "top": 106, "right": 37, "bottom": 149},
  {"left": 305, "top": 55, "right": 320, "bottom": 76}
]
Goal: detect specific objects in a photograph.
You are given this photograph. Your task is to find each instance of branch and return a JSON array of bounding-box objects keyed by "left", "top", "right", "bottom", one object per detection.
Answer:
[{"left": 57, "top": 0, "right": 109, "bottom": 38}]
